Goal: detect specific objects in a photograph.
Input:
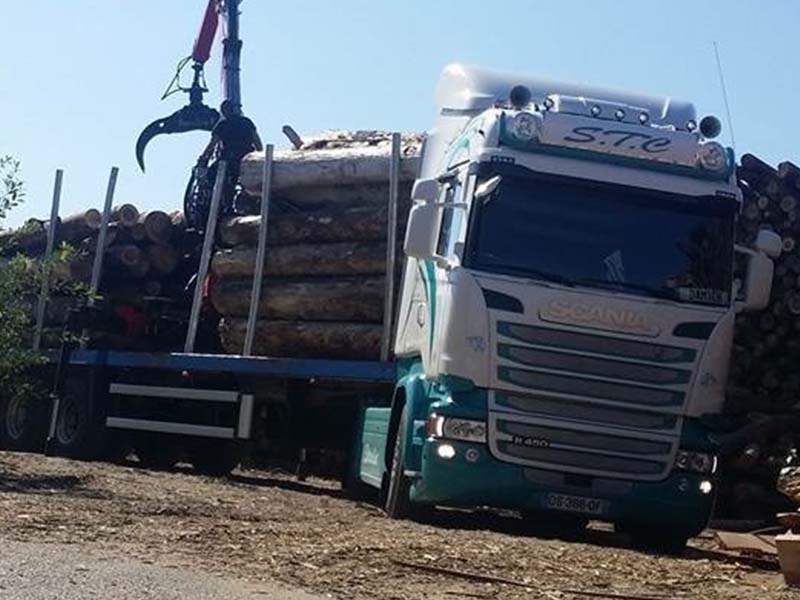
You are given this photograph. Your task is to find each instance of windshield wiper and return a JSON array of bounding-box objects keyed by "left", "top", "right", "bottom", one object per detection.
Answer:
[{"left": 573, "top": 277, "right": 676, "bottom": 301}]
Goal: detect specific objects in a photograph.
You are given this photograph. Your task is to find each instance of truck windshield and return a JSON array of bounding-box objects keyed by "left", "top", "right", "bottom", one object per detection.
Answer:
[{"left": 465, "top": 174, "right": 735, "bottom": 307}]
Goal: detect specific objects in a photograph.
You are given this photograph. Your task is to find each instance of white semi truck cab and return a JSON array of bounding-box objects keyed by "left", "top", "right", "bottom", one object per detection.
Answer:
[{"left": 358, "top": 64, "right": 781, "bottom": 551}]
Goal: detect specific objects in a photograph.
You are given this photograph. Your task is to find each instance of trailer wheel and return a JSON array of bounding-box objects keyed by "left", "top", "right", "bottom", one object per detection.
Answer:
[
  {"left": 384, "top": 405, "right": 413, "bottom": 519},
  {"left": 189, "top": 439, "right": 240, "bottom": 477},
  {"left": 50, "top": 377, "right": 96, "bottom": 459},
  {"left": 0, "top": 392, "right": 45, "bottom": 452},
  {"left": 135, "top": 435, "right": 180, "bottom": 471}
]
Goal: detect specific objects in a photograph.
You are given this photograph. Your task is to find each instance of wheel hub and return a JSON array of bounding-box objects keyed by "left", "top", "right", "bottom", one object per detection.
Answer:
[{"left": 55, "top": 398, "right": 80, "bottom": 446}]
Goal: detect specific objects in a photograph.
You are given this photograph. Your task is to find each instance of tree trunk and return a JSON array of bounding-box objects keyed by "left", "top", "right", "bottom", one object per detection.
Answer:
[
  {"left": 211, "top": 241, "right": 390, "bottom": 279},
  {"left": 111, "top": 204, "right": 140, "bottom": 227},
  {"left": 146, "top": 243, "right": 180, "bottom": 275},
  {"left": 219, "top": 318, "right": 382, "bottom": 359},
  {"left": 239, "top": 145, "right": 420, "bottom": 196},
  {"left": 211, "top": 276, "right": 385, "bottom": 322},
  {"left": 0, "top": 209, "right": 103, "bottom": 256},
  {"left": 218, "top": 206, "right": 395, "bottom": 247},
  {"left": 140, "top": 210, "right": 174, "bottom": 244}
]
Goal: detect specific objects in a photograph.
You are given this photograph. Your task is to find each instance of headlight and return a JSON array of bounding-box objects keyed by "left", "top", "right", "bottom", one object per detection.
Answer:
[
  {"left": 427, "top": 414, "right": 487, "bottom": 444},
  {"left": 696, "top": 142, "right": 727, "bottom": 172},
  {"left": 509, "top": 112, "right": 540, "bottom": 142},
  {"left": 675, "top": 450, "right": 717, "bottom": 475}
]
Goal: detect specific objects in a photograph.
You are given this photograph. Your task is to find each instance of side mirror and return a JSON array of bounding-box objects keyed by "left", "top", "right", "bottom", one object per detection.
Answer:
[
  {"left": 735, "top": 246, "right": 775, "bottom": 312},
  {"left": 411, "top": 178, "right": 439, "bottom": 203},
  {"left": 754, "top": 229, "right": 782, "bottom": 258},
  {"left": 404, "top": 202, "right": 440, "bottom": 260}
]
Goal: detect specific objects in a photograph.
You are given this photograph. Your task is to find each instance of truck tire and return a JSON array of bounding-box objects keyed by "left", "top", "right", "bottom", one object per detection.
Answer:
[
  {"left": 135, "top": 435, "right": 180, "bottom": 471},
  {"left": 0, "top": 392, "right": 46, "bottom": 452},
  {"left": 50, "top": 377, "right": 97, "bottom": 459},
  {"left": 618, "top": 523, "right": 689, "bottom": 555},
  {"left": 384, "top": 405, "right": 413, "bottom": 519},
  {"left": 189, "top": 439, "right": 240, "bottom": 477},
  {"left": 522, "top": 511, "right": 589, "bottom": 540}
]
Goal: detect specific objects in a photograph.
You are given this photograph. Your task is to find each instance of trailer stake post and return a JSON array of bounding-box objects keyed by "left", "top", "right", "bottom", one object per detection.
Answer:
[
  {"left": 185, "top": 161, "right": 228, "bottom": 353},
  {"left": 243, "top": 145, "right": 273, "bottom": 356},
  {"left": 381, "top": 133, "right": 401, "bottom": 361},
  {"left": 33, "top": 169, "right": 63, "bottom": 351}
]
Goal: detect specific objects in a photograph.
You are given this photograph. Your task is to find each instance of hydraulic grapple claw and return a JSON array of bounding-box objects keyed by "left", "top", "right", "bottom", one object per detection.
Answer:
[{"left": 135, "top": 103, "right": 220, "bottom": 172}]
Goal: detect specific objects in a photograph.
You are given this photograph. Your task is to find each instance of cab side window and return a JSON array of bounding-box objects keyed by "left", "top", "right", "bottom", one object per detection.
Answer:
[{"left": 435, "top": 175, "right": 464, "bottom": 257}]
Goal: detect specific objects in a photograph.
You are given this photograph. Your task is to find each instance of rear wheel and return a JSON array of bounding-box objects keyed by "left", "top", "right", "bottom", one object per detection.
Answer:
[
  {"left": 0, "top": 391, "right": 46, "bottom": 451},
  {"left": 189, "top": 439, "right": 240, "bottom": 477},
  {"left": 50, "top": 377, "right": 97, "bottom": 459},
  {"left": 135, "top": 435, "right": 181, "bottom": 471},
  {"left": 384, "top": 406, "right": 413, "bottom": 519}
]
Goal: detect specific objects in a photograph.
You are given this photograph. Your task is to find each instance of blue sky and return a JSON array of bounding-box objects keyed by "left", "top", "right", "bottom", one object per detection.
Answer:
[{"left": 1, "top": 0, "right": 798, "bottom": 227}]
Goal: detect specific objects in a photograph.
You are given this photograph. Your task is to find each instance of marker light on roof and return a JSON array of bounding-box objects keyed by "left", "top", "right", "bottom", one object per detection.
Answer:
[
  {"left": 699, "top": 115, "right": 722, "bottom": 139},
  {"left": 638, "top": 112, "right": 649, "bottom": 124},
  {"left": 614, "top": 109, "right": 625, "bottom": 121},
  {"left": 510, "top": 112, "right": 540, "bottom": 142},
  {"left": 509, "top": 85, "right": 532, "bottom": 109},
  {"left": 591, "top": 105, "right": 601, "bottom": 117},
  {"left": 697, "top": 142, "right": 727, "bottom": 172}
]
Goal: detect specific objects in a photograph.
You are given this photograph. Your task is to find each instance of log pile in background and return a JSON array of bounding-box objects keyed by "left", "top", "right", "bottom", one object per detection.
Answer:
[
  {"left": 719, "top": 154, "right": 800, "bottom": 520},
  {"left": 0, "top": 204, "right": 191, "bottom": 348},
  {"left": 214, "top": 130, "right": 422, "bottom": 358}
]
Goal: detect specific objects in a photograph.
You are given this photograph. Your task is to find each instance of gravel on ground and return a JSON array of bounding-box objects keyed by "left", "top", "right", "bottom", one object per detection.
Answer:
[{"left": 0, "top": 451, "right": 792, "bottom": 599}]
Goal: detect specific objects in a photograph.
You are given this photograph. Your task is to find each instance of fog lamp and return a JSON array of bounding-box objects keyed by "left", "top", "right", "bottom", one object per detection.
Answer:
[
  {"left": 437, "top": 444, "right": 456, "bottom": 460},
  {"left": 699, "top": 480, "right": 713, "bottom": 495}
]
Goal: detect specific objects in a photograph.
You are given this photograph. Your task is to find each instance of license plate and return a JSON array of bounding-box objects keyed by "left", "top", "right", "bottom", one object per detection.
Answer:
[{"left": 543, "top": 493, "right": 607, "bottom": 515}]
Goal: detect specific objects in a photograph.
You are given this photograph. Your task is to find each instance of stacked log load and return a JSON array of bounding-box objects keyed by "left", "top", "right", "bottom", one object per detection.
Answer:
[
  {"left": 719, "top": 155, "right": 800, "bottom": 519},
  {"left": 0, "top": 204, "right": 190, "bottom": 348},
  {"left": 212, "top": 130, "right": 422, "bottom": 358}
]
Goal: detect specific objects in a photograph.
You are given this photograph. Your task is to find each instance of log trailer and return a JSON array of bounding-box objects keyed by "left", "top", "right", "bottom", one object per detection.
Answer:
[{"left": 0, "top": 1, "right": 784, "bottom": 552}]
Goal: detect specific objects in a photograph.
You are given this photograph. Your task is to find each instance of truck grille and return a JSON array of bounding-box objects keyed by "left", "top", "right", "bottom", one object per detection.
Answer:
[{"left": 489, "top": 321, "right": 698, "bottom": 481}]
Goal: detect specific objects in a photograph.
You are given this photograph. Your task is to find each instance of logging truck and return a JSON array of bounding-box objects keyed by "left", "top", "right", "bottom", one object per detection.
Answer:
[{"left": 0, "top": 64, "right": 782, "bottom": 552}]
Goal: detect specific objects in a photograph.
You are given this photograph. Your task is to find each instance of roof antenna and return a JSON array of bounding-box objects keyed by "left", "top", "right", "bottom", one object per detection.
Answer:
[{"left": 713, "top": 41, "right": 736, "bottom": 152}]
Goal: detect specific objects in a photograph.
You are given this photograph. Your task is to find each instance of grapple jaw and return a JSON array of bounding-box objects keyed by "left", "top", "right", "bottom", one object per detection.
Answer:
[
  {"left": 135, "top": 61, "right": 220, "bottom": 172},
  {"left": 136, "top": 103, "right": 219, "bottom": 172}
]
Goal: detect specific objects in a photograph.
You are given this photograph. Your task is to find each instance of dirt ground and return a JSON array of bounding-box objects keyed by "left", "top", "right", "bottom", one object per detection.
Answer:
[{"left": 0, "top": 451, "right": 793, "bottom": 600}]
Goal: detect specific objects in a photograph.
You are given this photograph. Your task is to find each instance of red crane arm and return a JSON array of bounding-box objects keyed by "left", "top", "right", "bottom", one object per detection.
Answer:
[{"left": 192, "top": 0, "right": 219, "bottom": 64}]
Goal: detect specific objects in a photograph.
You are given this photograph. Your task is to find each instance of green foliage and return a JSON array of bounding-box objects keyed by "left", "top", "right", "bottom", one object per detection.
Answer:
[
  {"left": 0, "top": 156, "right": 43, "bottom": 384},
  {"left": 0, "top": 156, "right": 25, "bottom": 222}
]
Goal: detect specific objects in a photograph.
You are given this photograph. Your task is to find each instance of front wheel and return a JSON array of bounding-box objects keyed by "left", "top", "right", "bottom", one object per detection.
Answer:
[
  {"left": 617, "top": 523, "right": 690, "bottom": 555},
  {"left": 522, "top": 511, "right": 589, "bottom": 540},
  {"left": 384, "top": 406, "right": 413, "bottom": 519}
]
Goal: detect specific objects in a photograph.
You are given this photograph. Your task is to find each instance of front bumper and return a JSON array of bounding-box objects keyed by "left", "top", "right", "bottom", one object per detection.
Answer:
[{"left": 411, "top": 438, "right": 714, "bottom": 535}]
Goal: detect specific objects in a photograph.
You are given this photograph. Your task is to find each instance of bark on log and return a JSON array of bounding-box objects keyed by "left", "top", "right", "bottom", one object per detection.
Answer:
[
  {"left": 111, "top": 204, "right": 140, "bottom": 227},
  {"left": 211, "top": 276, "right": 385, "bottom": 322},
  {"left": 266, "top": 183, "right": 413, "bottom": 211},
  {"left": 239, "top": 145, "right": 420, "bottom": 196},
  {"left": 0, "top": 209, "right": 102, "bottom": 256},
  {"left": 211, "top": 241, "right": 389, "bottom": 279},
  {"left": 218, "top": 206, "right": 394, "bottom": 247},
  {"left": 219, "top": 318, "right": 382, "bottom": 359}
]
